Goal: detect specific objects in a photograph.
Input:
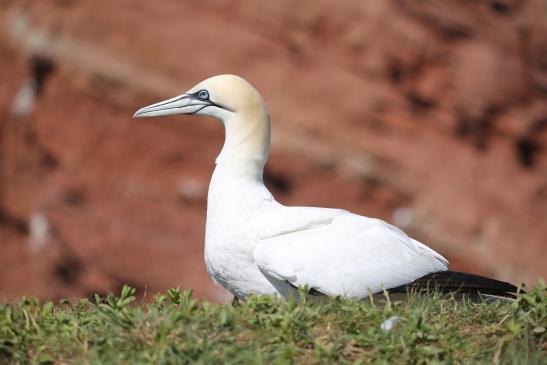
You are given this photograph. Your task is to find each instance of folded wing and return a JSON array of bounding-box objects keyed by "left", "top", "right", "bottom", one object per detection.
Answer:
[{"left": 253, "top": 211, "right": 448, "bottom": 298}]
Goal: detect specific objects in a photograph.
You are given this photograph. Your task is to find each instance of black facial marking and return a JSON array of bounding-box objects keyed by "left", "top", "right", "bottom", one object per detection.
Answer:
[
  {"left": 190, "top": 105, "right": 208, "bottom": 115},
  {"left": 188, "top": 90, "right": 234, "bottom": 112}
]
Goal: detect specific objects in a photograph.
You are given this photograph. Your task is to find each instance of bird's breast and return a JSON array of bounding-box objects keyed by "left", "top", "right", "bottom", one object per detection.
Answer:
[{"left": 204, "top": 217, "right": 277, "bottom": 298}]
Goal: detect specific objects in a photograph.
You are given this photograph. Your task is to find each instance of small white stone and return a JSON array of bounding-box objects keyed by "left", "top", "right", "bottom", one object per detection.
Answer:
[
  {"left": 380, "top": 315, "right": 401, "bottom": 332},
  {"left": 11, "top": 78, "right": 37, "bottom": 118},
  {"left": 28, "top": 211, "right": 49, "bottom": 252}
]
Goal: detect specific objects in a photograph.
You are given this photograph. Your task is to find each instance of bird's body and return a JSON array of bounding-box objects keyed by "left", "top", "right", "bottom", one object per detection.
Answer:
[
  {"left": 205, "top": 163, "right": 447, "bottom": 299},
  {"left": 134, "top": 75, "right": 518, "bottom": 300}
]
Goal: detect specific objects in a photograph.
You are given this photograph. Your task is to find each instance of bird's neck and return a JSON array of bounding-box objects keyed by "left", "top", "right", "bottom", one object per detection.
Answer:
[
  {"left": 215, "top": 106, "right": 271, "bottom": 182},
  {"left": 208, "top": 107, "right": 274, "bottom": 222}
]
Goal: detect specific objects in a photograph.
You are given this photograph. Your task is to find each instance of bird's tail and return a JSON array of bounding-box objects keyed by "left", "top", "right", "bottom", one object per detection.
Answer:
[{"left": 388, "top": 270, "right": 522, "bottom": 300}]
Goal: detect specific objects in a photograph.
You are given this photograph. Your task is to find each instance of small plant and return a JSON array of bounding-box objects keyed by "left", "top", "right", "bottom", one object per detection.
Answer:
[{"left": 0, "top": 283, "right": 545, "bottom": 364}]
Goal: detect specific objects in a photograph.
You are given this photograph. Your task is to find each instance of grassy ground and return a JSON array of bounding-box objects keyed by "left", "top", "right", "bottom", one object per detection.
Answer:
[{"left": 0, "top": 283, "right": 545, "bottom": 365}]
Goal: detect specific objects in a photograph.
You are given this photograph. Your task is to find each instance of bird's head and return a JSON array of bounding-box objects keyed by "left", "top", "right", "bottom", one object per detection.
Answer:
[
  {"left": 133, "top": 74, "right": 265, "bottom": 121},
  {"left": 134, "top": 74, "right": 271, "bottom": 167}
]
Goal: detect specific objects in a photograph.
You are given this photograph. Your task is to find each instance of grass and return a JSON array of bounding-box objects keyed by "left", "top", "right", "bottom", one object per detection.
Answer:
[{"left": 0, "top": 283, "right": 545, "bottom": 365}]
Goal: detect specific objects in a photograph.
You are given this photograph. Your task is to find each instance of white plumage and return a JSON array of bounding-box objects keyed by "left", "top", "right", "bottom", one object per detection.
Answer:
[{"left": 134, "top": 74, "right": 449, "bottom": 300}]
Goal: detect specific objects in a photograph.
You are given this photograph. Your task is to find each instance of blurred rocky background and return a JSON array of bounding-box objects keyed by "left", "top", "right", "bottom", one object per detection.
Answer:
[{"left": 0, "top": 0, "right": 545, "bottom": 302}]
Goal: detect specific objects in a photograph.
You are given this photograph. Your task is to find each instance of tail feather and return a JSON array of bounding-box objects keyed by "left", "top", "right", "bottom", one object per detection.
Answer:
[{"left": 388, "top": 270, "right": 521, "bottom": 299}]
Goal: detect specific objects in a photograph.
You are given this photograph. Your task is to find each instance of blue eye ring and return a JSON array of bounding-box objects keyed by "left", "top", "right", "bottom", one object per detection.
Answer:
[{"left": 197, "top": 90, "right": 209, "bottom": 100}]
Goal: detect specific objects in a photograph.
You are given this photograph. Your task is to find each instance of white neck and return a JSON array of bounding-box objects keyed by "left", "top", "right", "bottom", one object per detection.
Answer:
[{"left": 215, "top": 106, "right": 271, "bottom": 182}]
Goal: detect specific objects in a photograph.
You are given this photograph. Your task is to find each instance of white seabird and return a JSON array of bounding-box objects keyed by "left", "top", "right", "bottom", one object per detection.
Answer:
[{"left": 134, "top": 75, "right": 518, "bottom": 300}]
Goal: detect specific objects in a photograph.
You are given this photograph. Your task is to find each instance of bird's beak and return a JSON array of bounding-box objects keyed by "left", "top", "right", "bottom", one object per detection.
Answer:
[{"left": 133, "top": 93, "right": 209, "bottom": 118}]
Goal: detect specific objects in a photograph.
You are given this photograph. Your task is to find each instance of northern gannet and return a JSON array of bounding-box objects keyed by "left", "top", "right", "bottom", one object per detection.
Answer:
[{"left": 134, "top": 75, "right": 518, "bottom": 300}]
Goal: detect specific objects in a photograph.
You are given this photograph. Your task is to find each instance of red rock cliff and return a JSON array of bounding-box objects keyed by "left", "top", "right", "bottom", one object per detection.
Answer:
[{"left": 0, "top": 0, "right": 545, "bottom": 301}]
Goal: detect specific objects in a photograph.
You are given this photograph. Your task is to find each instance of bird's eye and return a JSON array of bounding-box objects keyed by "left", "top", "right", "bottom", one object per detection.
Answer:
[{"left": 197, "top": 90, "right": 209, "bottom": 100}]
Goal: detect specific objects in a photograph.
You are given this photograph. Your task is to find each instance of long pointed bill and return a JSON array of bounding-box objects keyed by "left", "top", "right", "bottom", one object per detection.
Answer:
[{"left": 133, "top": 94, "right": 210, "bottom": 118}]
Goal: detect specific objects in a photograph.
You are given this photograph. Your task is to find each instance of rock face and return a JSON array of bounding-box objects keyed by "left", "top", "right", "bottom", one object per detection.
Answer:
[{"left": 0, "top": 1, "right": 545, "bottom": 301}]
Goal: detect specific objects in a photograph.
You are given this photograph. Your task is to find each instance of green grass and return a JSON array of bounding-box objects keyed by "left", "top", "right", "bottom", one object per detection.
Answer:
[{"left": 1, "top": 283, "right": 545, "bottom": 365}]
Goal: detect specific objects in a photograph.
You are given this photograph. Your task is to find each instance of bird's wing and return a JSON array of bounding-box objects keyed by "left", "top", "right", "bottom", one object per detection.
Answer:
[{"left": 253, "top": 210, "right": 448, "bottom": 298}]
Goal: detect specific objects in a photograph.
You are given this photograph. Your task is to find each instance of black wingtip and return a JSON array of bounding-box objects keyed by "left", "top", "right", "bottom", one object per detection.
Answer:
[{"left": 388, "top": 270, "right": 522, "bottom": 299}]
